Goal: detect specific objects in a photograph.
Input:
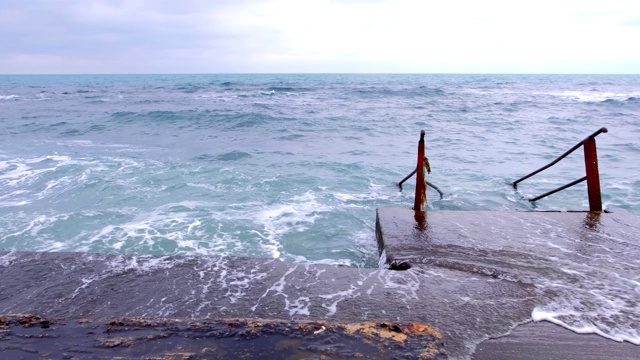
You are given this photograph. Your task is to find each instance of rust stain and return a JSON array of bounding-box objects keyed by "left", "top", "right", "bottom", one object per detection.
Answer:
[
  {"left": 138, "top": 352, "right": 196, "bottom": 360},
  {"left": 97, "top": 333, "right": 171, "bottom": 348},
  {"left": 342, "top": 321, "right": 442, "bottom": 344},
  {"left": 0, "top": 314, "right": 54, "bottom": 329},
  {"left": 343, "top": 322, "right": 408, "bottom": 343},
  {"left": 1, "top": 314, "right": 447, "bottom": 359},
  {"left": 398, "top": 322, "right": 442, "bottom": 338}
]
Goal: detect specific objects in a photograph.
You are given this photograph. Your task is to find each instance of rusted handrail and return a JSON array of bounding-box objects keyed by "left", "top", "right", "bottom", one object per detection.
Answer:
[
  {"left": 512, "top": 127, "right": 608, "bottom": 212},
  {"left": 529, "top": 176, "right": 587, "bottom": 202},
  {"left": 512, "top": 127, "right": 607, "bottom": 187},
  {"left": 414, "top": 130, "right": 426, "bottom": 211},
  {"left": 398, "top": 168, "right": 444, "bottom": 200}
]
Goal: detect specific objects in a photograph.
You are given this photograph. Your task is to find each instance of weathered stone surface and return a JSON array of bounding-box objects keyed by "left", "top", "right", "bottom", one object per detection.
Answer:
[
  {"left": 376, "top": 208, "right": 639, "bottom": 272},
  {"left": 0, "top": 315, "right": 446, "bottom": 359},
  {"left": 375, "top": 208, "right": 640, "bottom": 359},
  {"left": 0, "top": 251, "right": 537, "bottom": 359},
  {"left": 1, "top": 208, "right": 638, "bottom": 358},
  {"left": 474, "top": 322, "right": 640, "bottom": 360}
]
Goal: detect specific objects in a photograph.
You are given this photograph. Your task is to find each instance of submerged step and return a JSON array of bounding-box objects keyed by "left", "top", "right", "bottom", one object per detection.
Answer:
[{"left": 376, "top": 207, "right": 639, "bottom": 273}]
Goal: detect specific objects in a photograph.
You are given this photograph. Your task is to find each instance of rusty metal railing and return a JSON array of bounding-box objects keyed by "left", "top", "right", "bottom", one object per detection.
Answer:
[
  {"left": 512, "top": 127, "right": 608, "bottom": 212},
  {"left": 398, "top": 130, "right": 443, "bottom": 209},
  {"left": 414, "top": 131, "right": 427, "bottom": 211},
  {"left": 398, "top": 167, "right": 444, "bottom": 199},
  {"left": 395, "top": 131, "right": 429, "bottom": 210}
]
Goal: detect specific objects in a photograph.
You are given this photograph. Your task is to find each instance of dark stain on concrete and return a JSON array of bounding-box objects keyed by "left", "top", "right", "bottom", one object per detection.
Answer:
[{"left": 0, "top": 314, "right": 446, "bottom": 359}]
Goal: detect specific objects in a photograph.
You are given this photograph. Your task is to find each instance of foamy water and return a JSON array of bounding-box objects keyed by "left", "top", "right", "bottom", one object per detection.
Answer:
[{"left": 1, "top": 74, "right": 639, "bottom": 348}]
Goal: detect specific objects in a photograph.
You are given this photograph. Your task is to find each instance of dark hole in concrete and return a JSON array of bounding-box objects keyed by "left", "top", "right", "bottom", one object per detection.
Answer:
[{"left": 389, "top": 261, "right": 412, "bottom": 271}]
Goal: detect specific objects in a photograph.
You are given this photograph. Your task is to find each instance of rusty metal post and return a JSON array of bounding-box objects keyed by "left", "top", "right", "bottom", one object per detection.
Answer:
[
  {"left": 583, "top": 136, "right": 603, "bottom": 212},
  {"left": 414, "top": 130, "right": 426, "bottom": 211}
]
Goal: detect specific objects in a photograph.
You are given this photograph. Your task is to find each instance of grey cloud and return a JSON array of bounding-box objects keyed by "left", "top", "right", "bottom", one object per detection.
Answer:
[{"left": 0, "top": 0, "right": 280, "bottom": 73}]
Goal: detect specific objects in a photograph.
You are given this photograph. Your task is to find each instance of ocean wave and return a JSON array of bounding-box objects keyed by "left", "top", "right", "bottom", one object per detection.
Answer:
[
  {"left": 267, "top": 86, "right": 296, "bottom": 92},
  {"left": 194, "top": 151, "right": 252, "bottom": 162},
  {"left": 174, "top": 83, "right": 208, "bottom": 93},
  {"left": 226, "top": 112, "right": 284, "bottom": 129},
  {"left": 216, "top": 150, "right": 251, "bottom": 161},
  {"left": 253, "top": 191, "right": 332, "bottom": 259},
  {"left": 266, "top": 86, "right": 311, "bottom": 93},
  {"left": 134, "top": 99, "right": 164, "bottom": 104},
  {"left": 59, "top": 129, "right": 85, "bottom": 137},
  {"left": 1, "top": 73, "right": 639, "bottom": 275},
  {"left": 111, "top": 110, "right": 203, "bottom": 124},
  {"left": 276, "top": 134, "right": 304, "bottom": 141},
  {"left": 0, "top": 95, "right": 19, "bottom": 100},
  {"left": 550, "top": 90, "right": 640, "bottom": 103},
  {"left": 532, "top": 276, "right": 640, "bottom": 345},
  {"left": 109, "top": 110, "right": 282, "bottom": 130},
  {"left": 353, "top": 86, "right": 446, "bottom": 98}
]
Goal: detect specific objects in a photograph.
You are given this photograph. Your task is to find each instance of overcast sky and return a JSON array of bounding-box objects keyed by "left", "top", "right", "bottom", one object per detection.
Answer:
[{"left": 1, "top": 0, "right": 639, "bottom": 74}]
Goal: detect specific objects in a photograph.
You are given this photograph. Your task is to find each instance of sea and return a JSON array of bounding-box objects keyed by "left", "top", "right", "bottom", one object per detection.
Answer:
[{"left": 1, "top": 74, "right": 639, "bottom": 346}]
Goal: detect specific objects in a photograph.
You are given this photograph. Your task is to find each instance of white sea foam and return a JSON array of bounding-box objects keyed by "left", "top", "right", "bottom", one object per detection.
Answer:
[
  {"left": 0, "top": 200, "right": 30, "bottom": 207},
  {"left": 532, "top": 306, "right": 640, "bottom": 345},
  {"left": 253, "top": 191, "right": 331, "bottom": 259},
  {"left": 88, "top": 206, "right": 195, "bottom": 252},
  {"left": 548, "top": 91, "right": 640, "bottom": 102},
  {"left": 333, "top": 184, "right": 391, "bottom": 204},
  {"left": 107, "top": 254, "right": 187, "bottom": 273},
  {"left": 68, "top": 254, "right": 190, "bottom": 299},
  {"left": 251, "top": 265, "right": 298, "bottom": 312},
  {"left": 285, "top": 296, "right": 311, "bottom": 316},
  {"left": 1, "top": 214, "right": 52, "bottom": 240},
  {"left": 378, "top": 249, "right": 388, "bottom": 269},
  {"left": 211, "top": 260, "right": 270, "bottom": 305},
  {"left": 187, "top": 219, "right": 201, "bottom": 233},
  {"left": 186, "top": 182, "right": 222, "bottom": 191},
  {"left": 318, "top": 286, "right": 359, "bottom": 316},
  {"left": 377, "top": 269, "right": 420, "bottom": 302},
  {"left": 0, "top": 156, "right": 96, "bottom": 194},
  {"left": 66, "top": 200, "right": 255, "bottom": 257},
  {"left": 0, "top": 95, "right": 19, "bottom": 100},
  {"left": 288, "top": 256, "right": 352, "bottom": 267},
  {"left": 0, "top": 251, "right": 18, "bottom": 267},
  {"left": 529, "top": 260, "right": 640, "bottom": 345},
  {"left": 0, "top": 163, "right": 33, "bottom": 183}
]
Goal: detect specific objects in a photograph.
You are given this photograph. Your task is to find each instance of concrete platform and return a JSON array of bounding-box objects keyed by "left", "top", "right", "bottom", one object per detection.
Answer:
[
  {"left": 0, "top": 208, "right": 638, "bottom": 359},
  {"left": 0, "top": 251, "right": 531, "bottom": 359},
  {"left": 376, "top": 208, "right": 639, "bottom": 271},
  {"left": 474, "top": 322, "right": 640, "bottom": 360},
  {"left": 376, "top": 207, "right": 640, "bottom": 359}
]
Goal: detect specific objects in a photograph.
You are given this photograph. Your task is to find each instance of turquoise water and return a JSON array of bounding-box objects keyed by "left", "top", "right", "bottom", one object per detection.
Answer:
[{"left": 1, "top": 74, "right": 639, "bottom": 267}]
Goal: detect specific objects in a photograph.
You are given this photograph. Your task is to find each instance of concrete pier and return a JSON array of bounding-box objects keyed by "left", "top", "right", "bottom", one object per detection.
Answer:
[
  {"left": 0, "top": 208, "right": 638, "bottom": 359},
  {"left": 376, "top": 207, "right": 640, "bottom": 359},
  {"left": 376, "top": 208, "right": 640, "bottom": 271}
]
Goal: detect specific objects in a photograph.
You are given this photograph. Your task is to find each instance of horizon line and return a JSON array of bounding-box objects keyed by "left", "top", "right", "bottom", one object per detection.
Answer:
[{"left": 1, "top": 72, "right": 639, "bottom": 76}]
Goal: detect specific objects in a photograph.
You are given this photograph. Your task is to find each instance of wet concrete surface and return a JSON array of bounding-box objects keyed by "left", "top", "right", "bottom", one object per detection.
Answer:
[
  {"left": 376, "top": 207, "right": 640, "bottom": 359},
  {"left": 474, "top": 322, "right": 640, "bottom": 360},
  {"left": 1, "top": 208, "right": 638, "bottom": 358},
  {"left": 0, "top": 251, "right": 537, "bottom": 359},
  {"left": 0, "top": 315, "right": 445, "bottom": 359},
  {"left": 376, "top": 208, "right": 639, "bottom": 273}
]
